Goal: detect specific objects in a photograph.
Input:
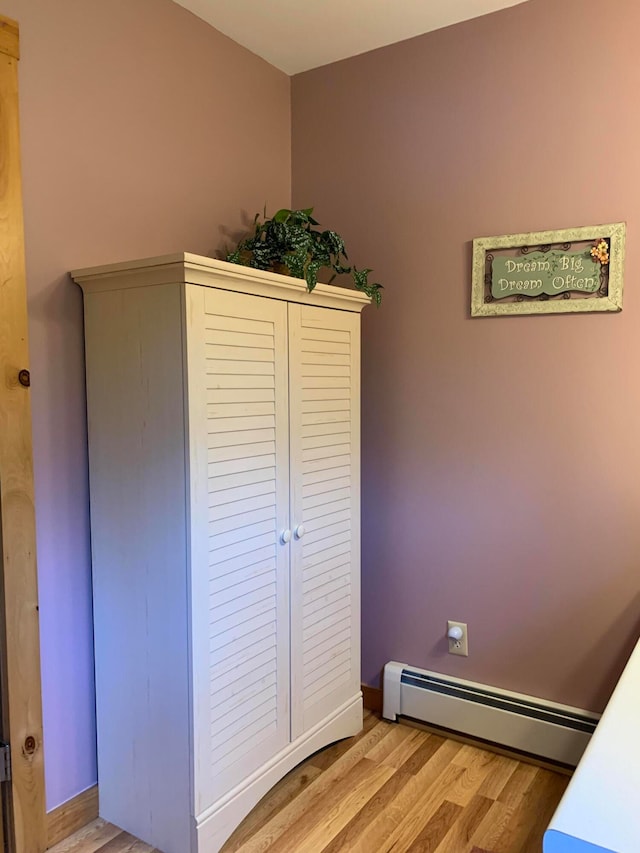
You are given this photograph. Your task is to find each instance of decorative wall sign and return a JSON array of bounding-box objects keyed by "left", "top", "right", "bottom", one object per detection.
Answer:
[{"left": 471, "top": 223, "right": 626, "bottom": 317}]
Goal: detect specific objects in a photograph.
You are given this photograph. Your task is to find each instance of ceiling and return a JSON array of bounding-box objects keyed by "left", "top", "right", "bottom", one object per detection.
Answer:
[{"left": 173, "top": 0, "right": 530, "bottom": 75}]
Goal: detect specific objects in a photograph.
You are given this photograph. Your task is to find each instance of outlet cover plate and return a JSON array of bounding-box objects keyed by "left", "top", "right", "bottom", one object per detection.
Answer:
[{"left": 448, "top": 620, "right": 469, "bottom": 656}]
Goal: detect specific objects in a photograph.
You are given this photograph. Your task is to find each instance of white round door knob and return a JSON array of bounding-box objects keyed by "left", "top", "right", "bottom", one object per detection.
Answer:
[
  {"left": 294, "top": 524, "right": 306, "bottom": 540},
  {"left": 280, "top": 529, "right": 292, "bottom": 544}
]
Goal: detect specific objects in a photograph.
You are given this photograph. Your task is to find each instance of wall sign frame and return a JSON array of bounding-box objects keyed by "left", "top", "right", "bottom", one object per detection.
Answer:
[{"left": 471, "top": 222, "right": 626, "bottom": 317}]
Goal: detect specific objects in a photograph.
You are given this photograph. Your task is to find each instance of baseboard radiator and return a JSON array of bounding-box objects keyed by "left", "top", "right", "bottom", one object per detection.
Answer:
[{"left": 383, "top": 661, "right": 600, "bottom": 766}]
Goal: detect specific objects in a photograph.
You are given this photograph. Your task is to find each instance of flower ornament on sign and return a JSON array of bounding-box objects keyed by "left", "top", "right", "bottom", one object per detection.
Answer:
[{"left": 590, "top": 239, "right": 610, "bottom": 265}]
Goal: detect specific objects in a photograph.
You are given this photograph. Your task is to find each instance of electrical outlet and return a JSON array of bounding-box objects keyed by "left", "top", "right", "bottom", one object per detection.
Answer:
[{"left": 447, "top": 620, "right": 468, "bottom": 656}]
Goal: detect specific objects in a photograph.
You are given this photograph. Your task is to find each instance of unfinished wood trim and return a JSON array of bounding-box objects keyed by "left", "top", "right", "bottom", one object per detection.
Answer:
[
  {"left": 361, "top": 685, "right": 383, "bottom": 714},
  {"left": 46, "top": 786, "right": 99, "bottom": 848},
  {"left": 0, "top": 16, "right": 47, "bottom": 853},
  {"left": 0, "top": 16, "right": 19, "bottom": 60}
]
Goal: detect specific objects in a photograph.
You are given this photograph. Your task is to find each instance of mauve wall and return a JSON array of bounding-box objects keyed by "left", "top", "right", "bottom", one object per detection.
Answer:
[
  {"left": 0, "top": 0, "right": 290, "bottom": 809},
  {"left": 292, "top": 0, "right": 640, "bottom": 713}
]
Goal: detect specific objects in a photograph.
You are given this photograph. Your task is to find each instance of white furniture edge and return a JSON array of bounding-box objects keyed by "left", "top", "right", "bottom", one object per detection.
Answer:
[
  {"left": 544, "top": 637, "right": 640, "bottom": 853},
  {"left": 71, "top": 253, "right": 370, "bottom": 313},
  {"left": 74, "top": 263, "right": 367, "bottom": 851}
]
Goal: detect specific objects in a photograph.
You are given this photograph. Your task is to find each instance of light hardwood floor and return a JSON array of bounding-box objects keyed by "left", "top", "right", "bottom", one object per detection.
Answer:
[{"left": 48, "top": 712, "right": 569, "bottom": 853}]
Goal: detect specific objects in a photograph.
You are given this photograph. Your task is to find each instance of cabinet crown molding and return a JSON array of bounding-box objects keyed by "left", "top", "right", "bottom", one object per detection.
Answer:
[{"left": 71, "top": 252, "right": 371, "bottom": 312}]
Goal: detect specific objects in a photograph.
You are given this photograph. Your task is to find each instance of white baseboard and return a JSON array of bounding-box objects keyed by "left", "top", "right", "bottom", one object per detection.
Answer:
[{"left": 383, "top": 661, "right": 599, "bottom": 766}]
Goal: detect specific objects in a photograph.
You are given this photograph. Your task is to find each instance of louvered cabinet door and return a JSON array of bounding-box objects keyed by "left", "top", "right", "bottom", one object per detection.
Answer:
[
  {"left": 186, "top": 286, "right": 291, "bottom": 813},
  {"left": 288, "top": 304, "right": 361, "bottom": 739}
]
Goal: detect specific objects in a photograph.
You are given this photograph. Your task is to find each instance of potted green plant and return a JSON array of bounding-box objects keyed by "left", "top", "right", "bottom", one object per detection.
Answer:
[{"left": 226, "top": 207, "right": 383, "bottom": 305}]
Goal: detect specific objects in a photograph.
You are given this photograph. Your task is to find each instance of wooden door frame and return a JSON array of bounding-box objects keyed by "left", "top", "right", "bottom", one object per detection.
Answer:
[{"left": 0, "top": 15, "right": 47, "bottom": 853}]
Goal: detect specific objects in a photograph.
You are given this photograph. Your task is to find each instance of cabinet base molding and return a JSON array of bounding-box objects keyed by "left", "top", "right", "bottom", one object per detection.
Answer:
[
  {"left": 47, "top": 785, "right": 99, "bottom": 847},
  {"left": 196, "top": 694, "right": 363, "bottom": 852}
]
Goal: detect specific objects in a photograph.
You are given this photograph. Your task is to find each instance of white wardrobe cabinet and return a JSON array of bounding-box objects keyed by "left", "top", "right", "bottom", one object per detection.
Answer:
[{"left": 72, "top": 254, "right": 368, "bottom": 853}]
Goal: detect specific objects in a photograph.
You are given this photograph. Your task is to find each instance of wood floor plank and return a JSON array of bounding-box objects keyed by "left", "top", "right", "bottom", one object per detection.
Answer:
[
  {"left": 267, "top": 757, "right": 394, "bottom": 853},
  {"left": 47, "top": 786, "right": 100, "bottom": 849},
  {"left": 431, "top": 794, "right": 493, "bottom": 853},
  {"left": 306, "top": 708, "right": 379, "bottom": 771},
  {"left": 365, "top": 721, "right": 421, "bottom": 762},
  {"left": 451, "top": 743, "right": 491, "bottom": 768},
  {"left": 468, "top": 799, "right": 516, "bottom": 851},
  {"left": 260, "top": 757, "right": 383, "bottom": 852},
  {"left": 221, "top": 762, "right": 322, "bottom": 852},
  {"left": 94, "top": 831, "right": 155, "bottom": 852},
  {"left": 331, "top": 739, "right": 463, "bottom": 853},
  {"left": 492, "top": 768, "right": 564, "bottom": 853},
  {"left": 53, "top": 714, "right": 570, "bottom": 853},
  {"left": 496, "top": 761, "right": 539, "bottom": 808},
  {"left": 519, "top": 770, "right": 570, "bottom": 853},
  {"left": 475, "top": 753, "right": 519, "bottom": 799},
  {"left": 400, "top": 732, "right": 449, "bottom": 775},
  {"left": 445, "top": 747, "right": 498, "bottom": 806},
  {"left": 407, "top": 799, "right": 463, "bottom": 853},
  {"left": 378, "top": 728, "right": 431, "bottom": 771},
  {"left": 319, "top": 769, "right": 415, "bottom": 853},
  {"left": 377, "top": 762, "right": 466, "bottom": 852},
  {"left": 229, "top": 720, "right": 391, "bottom": 852},
  {"left": 47, "top": 819, "right": 122, "bottom": 853}
]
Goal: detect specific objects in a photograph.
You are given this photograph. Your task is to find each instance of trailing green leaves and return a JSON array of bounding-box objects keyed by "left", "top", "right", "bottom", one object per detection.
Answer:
[
  {"left": 226, "top": 207, "right": 383, "bottom": 304},
  {"left": 352, "top": 266, "right": 383, "bottom": 306}
]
